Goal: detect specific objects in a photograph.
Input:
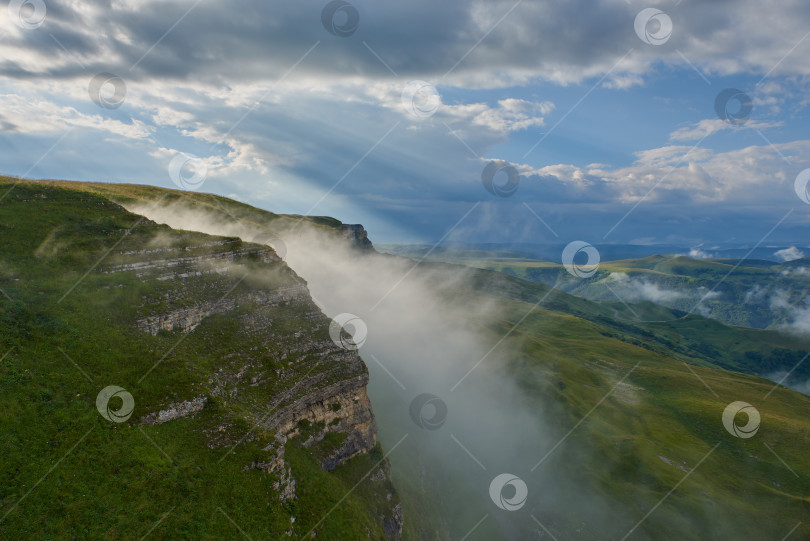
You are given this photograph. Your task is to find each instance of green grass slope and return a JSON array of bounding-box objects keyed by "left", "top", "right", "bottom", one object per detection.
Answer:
[
  {"left": 455, "top": 265, "right": 810, "bottom": 385},
  {"left": 434, "top": 271, "right": 810, "bottom": 540},
  {"left": 429, "top": 251, "right": 810, "bottom": 332}
]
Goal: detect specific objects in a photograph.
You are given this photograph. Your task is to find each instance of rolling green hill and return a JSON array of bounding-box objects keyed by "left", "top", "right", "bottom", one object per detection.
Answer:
[{"left": 392, "top": 249, "right": 810, "bottom": 335}]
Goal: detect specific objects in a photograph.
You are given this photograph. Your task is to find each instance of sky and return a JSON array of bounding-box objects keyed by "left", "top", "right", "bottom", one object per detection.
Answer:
[{"left": 1, "top": 0, "right": 810, "bottom": 246}]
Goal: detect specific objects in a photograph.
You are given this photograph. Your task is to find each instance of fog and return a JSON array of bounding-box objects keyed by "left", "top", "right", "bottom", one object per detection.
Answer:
[
  {"left": 127, "top": 200, "right": 638, "bottom": 539},
  {"left": 608, "top": 272, "right": 687, "bottom": 303},
  {"left": 771, "top": 289, "right": 810, "bottom": 337}
]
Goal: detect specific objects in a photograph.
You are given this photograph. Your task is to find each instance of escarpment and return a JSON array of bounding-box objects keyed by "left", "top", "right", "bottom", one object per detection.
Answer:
[
  {"left": 0, "top": 181, "right": 402, "bottom": 540},
  {"left": 110, "top": 217, "right": 400, "bottom": 537},
  {"left": 341, "top": 223, "right": 374, "bottom": 250},
  {"left": 120, "top": 238, "right": 380, "bottom": 466}
]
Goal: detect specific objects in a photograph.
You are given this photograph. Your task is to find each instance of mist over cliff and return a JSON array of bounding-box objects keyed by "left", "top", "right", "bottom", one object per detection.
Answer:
[{"left": 126, "top": 200, "right": 636, "bottom": 539}]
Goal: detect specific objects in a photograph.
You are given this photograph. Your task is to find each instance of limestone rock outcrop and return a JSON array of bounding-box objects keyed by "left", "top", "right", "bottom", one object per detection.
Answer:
[{"left": 123, "top": 233, "right": 399, "bottom": 539}]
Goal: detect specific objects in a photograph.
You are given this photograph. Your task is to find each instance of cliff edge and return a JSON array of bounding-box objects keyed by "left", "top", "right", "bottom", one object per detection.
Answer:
[{"left": 0, "top": 179, "right": 401, "bottom": 539}]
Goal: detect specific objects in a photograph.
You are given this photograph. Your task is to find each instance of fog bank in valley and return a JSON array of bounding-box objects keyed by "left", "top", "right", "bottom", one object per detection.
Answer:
[{"left": 127, "top": 201, "right": 638, "bottom": 539}]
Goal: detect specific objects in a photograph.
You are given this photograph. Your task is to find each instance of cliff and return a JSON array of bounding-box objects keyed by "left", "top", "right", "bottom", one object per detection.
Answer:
[
  {"left": 0, "top": 179, "right": 401, "bottom": 540},
  {"left": 341, "top": 224, "right": 374, "bottom": 250}
]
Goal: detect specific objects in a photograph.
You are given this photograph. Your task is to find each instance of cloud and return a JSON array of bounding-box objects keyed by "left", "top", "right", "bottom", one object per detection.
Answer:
[
  {"left": 474, "top": 98, "right": 555, "bottom": 133},
  {"left": 744, "top": 284, "right": 769, "bottom": 303},
  {"left": 777, "top": 306, "right": 810, "bottom": 336},
  {"left": 518, "top": 140, "right": 810, "bottom": 206},
  {"left": 371, "top": 85, "right": 555, "bottom": 134},
  {"left": 697, "top": 287, "right": 722, "bottom": 301},
  {"left": 688, "top": 247, "right": 713, "bottom": 259},
  {"left": 774, "top": 246, "right": 805, "bottom": 262},
  {"left": 763, "top": 371, "right": 810, "bottom": 396},
  {"left": 608, "top": 272, "right": 686, "bottom": 303},
  {"left": 781, "top": 266, "right": 810, "bottom": 276},
  {"left": 633, "top": 281, "right": 686, "bottom": 303},
  {"left": 770, "top": 289, "right": 810, "bottom": 336},
  {"left": 3, "top": 0, "right": 810, "bottom": 88},
  {"left": 669, "top": 119, "right": 783, "bottom": 142},
  {"left": 3, "top": 0, "right": 810, "bottom": 246},
  {"left": 0, "top": 92, "right": 153, "bottom": 139}
]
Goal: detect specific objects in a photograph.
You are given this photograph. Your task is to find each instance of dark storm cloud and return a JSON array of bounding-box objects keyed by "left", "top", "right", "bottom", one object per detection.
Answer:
[{"left": 4, "top": 0, "right": 810, "bottom": 85}]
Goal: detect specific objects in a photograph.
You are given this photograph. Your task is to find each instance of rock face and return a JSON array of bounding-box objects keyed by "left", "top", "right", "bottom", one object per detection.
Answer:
[
  {"left": 267, "top": 374, "right": 377, "bottom": 471},
  {"left": 119, "top": 233, "right": 400, "bottom": 539},
  {"left": 141, "top": 396, "right": 208, "bottom": 425},
  {"left": 341, "top": 224, "right": 374, "bottom": 250},
  {"left": 385, "top": 503, "right": 404, "bottom": 540},
  {"left": 134, "top": 286, "right": 309, "bottom": 335},
  {"left": 105, "top": 242, "right": 278, "bottom": 275}
]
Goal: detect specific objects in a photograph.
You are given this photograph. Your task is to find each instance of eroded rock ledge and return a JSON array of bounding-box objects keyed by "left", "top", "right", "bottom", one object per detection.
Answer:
[
  {"left": 267, "top": 374, "right": 377, "bottom": 471},
  {"left": 136, "top": 285, "right": 309, "bottom": 335},
  {"left": 141, "top": 396, "right": 208, "bottom": 425}
]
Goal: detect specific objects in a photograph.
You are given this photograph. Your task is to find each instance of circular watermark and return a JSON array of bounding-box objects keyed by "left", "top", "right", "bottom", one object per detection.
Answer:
[
  {"left": 409, "top": 393, "right": 447, "bottom": 430},
  {"left": 321, "top": 0, "right": 359, "bottom": 37},
  {"left": 88, "top": 72, "right": 127, "bottom": 110},
  {"left": 489, "top": 473, "right": 528, "bottom": 511},
  {"left": 714, "top": 88, "right": 752, "bottom": 125},
  {"left": 482, "top": 161, "right": 520, "bottom": 198},
  {"left": 722, "top": 401, "right": 760, "bottom": 439},
  {"left": 634, "top": 8, "right": 672, "bottom": 46},
  {"left": 250, "top": 231, "right": 288, "bottom": 259},
  {"left": 96, "top": 385, "right": 135, "bottom": 423},
  {"left": 168, "top": 153, "right": 208, "bottom": 191},
  {"left": 8, "top": 0, "right": 46, "bottom": 29},
  {"left": 562, "top": 241, "right": 600, "bottom": 278},
  {"left": 329, "top": 313, "right": 367, "bottom": 350},
  {"left": 793, "top": 169, "right": 810, "bottom": 205},
  {"left": 401, "top": 80, "right": 441, "bottom": 118}
]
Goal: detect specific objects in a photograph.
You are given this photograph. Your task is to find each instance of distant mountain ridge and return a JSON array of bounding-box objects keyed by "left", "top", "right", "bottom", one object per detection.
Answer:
[{"left": 378, "top": 242, "right": 809, "bottom": 263}]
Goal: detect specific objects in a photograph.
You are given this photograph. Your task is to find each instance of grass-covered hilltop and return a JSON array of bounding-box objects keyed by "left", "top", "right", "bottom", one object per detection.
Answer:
[
  {"left": 2, "top": 176, "right": 810, "bottom": 540},
  {"left": 0, "top": 178, "right": 400, "bottom": 539}
]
